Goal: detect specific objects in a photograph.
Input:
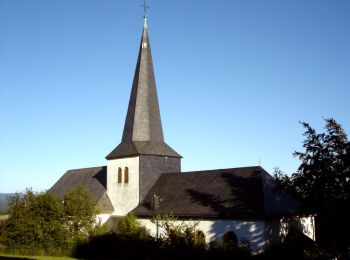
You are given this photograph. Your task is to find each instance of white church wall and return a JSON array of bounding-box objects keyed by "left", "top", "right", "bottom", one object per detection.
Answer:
[
  {"left": 96, "top": 213, "right": 112, "bottom": 225},
  {"left": 265, "top": 216, "right": 315, "bottom": 245},
  {"left": 280, "top": 216, "right": 315, "bottom": 241},
  {"left": 299, "top": 216, "right": 315, "bottom": 240},
  {"left": 95, "top": 215, "right": 315, "bottom": 254},
  {"left": 107, "top": 157, "right": 140, "bottom": 216},
  {"left": 138, "top": 218, "right": 267, "bottom": 254}
]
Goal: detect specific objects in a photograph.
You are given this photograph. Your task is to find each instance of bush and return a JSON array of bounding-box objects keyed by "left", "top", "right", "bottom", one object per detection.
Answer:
[
  {"left": 116, "top": 214, "right": 150, "bottom": 240},
  {"left": 75, "top": 214, "right": 252, "bottom": 259},
  {"left": 75, "top": 232, "right": 159, "bottom": 259}
]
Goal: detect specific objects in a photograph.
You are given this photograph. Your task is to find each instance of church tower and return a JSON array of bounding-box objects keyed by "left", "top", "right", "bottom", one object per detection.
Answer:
[{"left": 106, "top": 13, "right": 181, "bottom": 216}]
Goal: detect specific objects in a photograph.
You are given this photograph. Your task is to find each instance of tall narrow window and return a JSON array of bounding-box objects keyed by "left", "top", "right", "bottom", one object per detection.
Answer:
[
  {"left": 117, "top": 167, "right": 122, "bottom": 183},
  {"left": 124, "top": 167, "right": 129, "bottom": 183}
]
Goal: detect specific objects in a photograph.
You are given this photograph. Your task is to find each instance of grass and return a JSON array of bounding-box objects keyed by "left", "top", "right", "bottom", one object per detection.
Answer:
[{"left": 0, "top": 254, "right": 77, "bottom": 260}]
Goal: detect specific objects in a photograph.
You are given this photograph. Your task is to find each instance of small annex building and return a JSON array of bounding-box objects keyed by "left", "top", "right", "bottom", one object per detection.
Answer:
[{"left": 49, "top": 13, "right": 315, "bottom": 254}]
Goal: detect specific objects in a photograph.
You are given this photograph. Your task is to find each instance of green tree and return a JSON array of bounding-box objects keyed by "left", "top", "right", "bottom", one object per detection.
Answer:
[
  {"left": 31, "top": 191, "right": 65, "bottom": 244},
  {"left": 117, "top": 214, "right": 150, "bottom": 240},
  {"left": 3, "top": 186, "right": 106, "bottom": 253},
  {"left": 5, "top": 190, "right": 35, "bottom": 244},
  {"left": 274, "top": 118, "right": 350, "bottom": 250},
  {"left": 4, "top": 189, "right": 65, "bottom": 245},
  {"left": 63, "top": 186, "right": 99, "bottom": 243}
]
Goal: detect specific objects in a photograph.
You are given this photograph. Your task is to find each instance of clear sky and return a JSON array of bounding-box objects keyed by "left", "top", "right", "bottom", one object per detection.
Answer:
[{"left": 0, "top": 0, "right": 349, "bottom": 193}]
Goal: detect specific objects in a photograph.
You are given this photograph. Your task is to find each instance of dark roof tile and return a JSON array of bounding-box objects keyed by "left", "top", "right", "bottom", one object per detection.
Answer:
[
  {"left": 106, "top": 25, "right": 181, "bottom": 160},
  {"left": 49, "top": 166, "right": 113, "bottom": 213},
  {"left": 132, "top": 166, "right": 301, "bottom": 219}
]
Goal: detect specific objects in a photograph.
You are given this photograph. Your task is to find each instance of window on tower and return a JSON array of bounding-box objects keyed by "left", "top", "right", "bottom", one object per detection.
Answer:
[
  {"left": 118, "top": 167, "right": 122, "bottom": 183},
  {"left": 124, "top": 167, "right": 129, "bottom": 183}
]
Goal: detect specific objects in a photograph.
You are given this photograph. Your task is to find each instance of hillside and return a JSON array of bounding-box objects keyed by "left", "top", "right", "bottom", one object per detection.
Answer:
[{"left": 0, "top": 193, "right": 16, "bottom": 214}]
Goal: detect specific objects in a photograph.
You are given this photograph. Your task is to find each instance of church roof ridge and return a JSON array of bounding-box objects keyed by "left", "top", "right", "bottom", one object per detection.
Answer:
[
  {"left": 159, "top": 166, "right": 264, "bottom": 175},
  {"left": 65, "top": 165, "right": 106, "bottom": 172}
]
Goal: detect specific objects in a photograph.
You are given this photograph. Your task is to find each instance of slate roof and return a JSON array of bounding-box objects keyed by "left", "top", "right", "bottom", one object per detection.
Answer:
[
  {"left": 132, "top": 166, "right": 301, "bottom": 219},
  {"left": 106, "top": 22, "right": 181, "bottom": 160},
  {"left": 49, "top": 166, "right": 113, "bottom": 213}
]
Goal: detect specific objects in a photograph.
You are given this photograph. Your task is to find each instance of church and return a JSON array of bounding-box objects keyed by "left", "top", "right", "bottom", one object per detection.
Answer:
[{"left": 49, "top": 12, "right": 315, "bottom": 254}]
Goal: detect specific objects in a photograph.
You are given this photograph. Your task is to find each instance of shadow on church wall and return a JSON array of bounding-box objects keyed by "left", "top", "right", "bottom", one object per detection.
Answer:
[{"left": 185, "top": 171, "right": 267, "bottom": 253}]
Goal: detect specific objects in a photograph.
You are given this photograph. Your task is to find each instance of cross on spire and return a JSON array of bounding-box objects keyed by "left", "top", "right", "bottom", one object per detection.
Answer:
[
  {"left": 141, "top": 1, "right": 149, "bottom": 28},
  {"left": 106, "top": 3, "right": 181, "bottom": 160},
  {"left": 141, "top": 1, "right": 149, "bottom": 17}
]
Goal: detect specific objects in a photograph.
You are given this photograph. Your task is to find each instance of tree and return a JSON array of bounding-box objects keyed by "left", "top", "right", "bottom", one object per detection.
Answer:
[
  {"left": 116, "top": 214, "right": 150, "bottom": 240},
  {"left": 3, "top": 186, "right": 106, "bottom": 252},
  {"left": 274, "top": 118, "right": 350, "bottom": 251},
  {"left": 30, "top": 191, "right": 66, "bottom": 244},
  {"left": 4, "top": 189, "right": 65, "bottom": 245},
  {"left": 63, "top": 186, "right": 99, "bottom": 243}
]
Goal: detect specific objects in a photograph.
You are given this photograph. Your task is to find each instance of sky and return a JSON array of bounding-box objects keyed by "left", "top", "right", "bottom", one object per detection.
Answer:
[{"left": 0, "top": 0, "right": 349, "bottom": 193}]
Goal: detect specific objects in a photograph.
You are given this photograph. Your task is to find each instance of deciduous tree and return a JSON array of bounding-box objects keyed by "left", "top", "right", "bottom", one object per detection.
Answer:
[
  {"left": 4, "top": 186, "right": 105, "bottom": 248},
  {"left": 63, "top": 186, "right": 99, "bottom": 243}
]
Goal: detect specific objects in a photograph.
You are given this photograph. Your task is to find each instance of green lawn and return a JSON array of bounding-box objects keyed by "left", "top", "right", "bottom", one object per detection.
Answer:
[{"left": 0, "top": 255, "right": 77, "bottom": 260}]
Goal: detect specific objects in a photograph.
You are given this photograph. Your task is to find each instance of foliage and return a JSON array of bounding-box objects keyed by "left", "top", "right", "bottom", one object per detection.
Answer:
[
  {"left": 0, "top": 255, "right": 77, "bottom": 260},
  {"left": 74, "top": 232, "right": 158, "bottom": 260},
  {"left": 0, "top": 194, "right": 18, "bottom": 214},
  {"left": 151, "top": 214, "right": 205, "bottom": 249},
  {"left": 116, "top": 214, "right": 150, "bottom": 239},
  {"left": 87, "top": 222, "right": 109, "bottom": 238},
  {"left": 75, "top": 229, "right": 252, "bottom": 260},
  {"left": 0, "top": 216, "right": 8, "bottom": 239},
  {"left": 63, "top": 186, "right": 99, "bottom": 243},
  {"left": 274, "top": 118, "right": 350, "bottom": 254},
  {"left": 5, "top": 190, "right": 65, "bottom": 246},
  {"left": 258, "top": 227, "right": 330, "bottom": 260},
  {"left": 293, "top": 119, "right": 349, "bottom": 210},
  {"left": 2, "top": 186, "right": 107, "bottom": 256}
]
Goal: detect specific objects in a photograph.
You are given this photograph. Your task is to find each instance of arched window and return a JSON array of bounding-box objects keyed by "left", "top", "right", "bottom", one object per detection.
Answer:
[
  {"left": 223, "top": 231, "right": 238, "bottom": 249},
  {"left": 117, "top": 167, "right": 122, "bottom": 183},
  {"left": 124, "top": 167, "right": 129, "bottom": 183}
]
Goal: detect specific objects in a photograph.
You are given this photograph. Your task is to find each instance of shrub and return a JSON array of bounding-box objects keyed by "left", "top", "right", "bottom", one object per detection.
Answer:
[{"left": 116, "top": 214, "right": 150, "bottom": 240}]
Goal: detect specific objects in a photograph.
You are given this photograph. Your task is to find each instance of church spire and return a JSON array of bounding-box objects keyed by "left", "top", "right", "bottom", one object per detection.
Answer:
[
  {"left": 142, "top": 0, "right": 148, "bottom": 28},
  {"left": 106, "top": 11, "right": 181, "bottom": 160}
]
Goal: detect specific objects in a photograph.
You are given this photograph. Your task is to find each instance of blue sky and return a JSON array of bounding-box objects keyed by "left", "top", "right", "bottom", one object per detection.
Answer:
[{"left": 0, "top": 0, "right": 349, "bottom": 193}]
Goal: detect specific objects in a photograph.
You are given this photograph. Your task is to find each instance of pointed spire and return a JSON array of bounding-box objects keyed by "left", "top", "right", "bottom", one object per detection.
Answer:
[
  {"left": 144, "top": 15, "right": 147, "bottom": 29},
  {"left": 106, "top": 14, "right": 181, "bottom": 160}
]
